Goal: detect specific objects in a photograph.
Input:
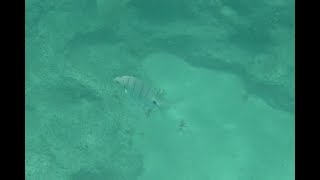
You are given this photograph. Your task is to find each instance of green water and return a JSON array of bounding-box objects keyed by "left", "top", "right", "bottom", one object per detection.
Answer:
[{"left": 26, "top": 0, "right": 295, "bottom": 179}]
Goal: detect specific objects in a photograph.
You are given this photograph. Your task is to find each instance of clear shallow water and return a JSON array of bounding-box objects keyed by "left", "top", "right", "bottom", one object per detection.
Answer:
[{"left": 26, "top": 0, "right": 294, "bottom": 179}]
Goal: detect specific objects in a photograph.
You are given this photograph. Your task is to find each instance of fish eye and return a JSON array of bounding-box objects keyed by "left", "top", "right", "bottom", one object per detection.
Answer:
[{"left": 152, "top": 100, "right": 158, "bottom": 105}]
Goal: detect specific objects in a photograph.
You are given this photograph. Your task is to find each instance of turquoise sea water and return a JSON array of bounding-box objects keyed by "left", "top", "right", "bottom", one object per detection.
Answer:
[{"left": 26, "top": 0, "right": 294, "bottom": 179}]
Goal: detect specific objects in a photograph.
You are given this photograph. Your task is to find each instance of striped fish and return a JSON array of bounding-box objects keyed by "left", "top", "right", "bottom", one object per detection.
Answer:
[{"left": 113, "top": 76, "right": 164, "bottom": 110}]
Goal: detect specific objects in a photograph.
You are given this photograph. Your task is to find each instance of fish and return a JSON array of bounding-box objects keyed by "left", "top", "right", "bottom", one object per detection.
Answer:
[{"left": 113, "top": 75, "right": 165, "bottom": 111}]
